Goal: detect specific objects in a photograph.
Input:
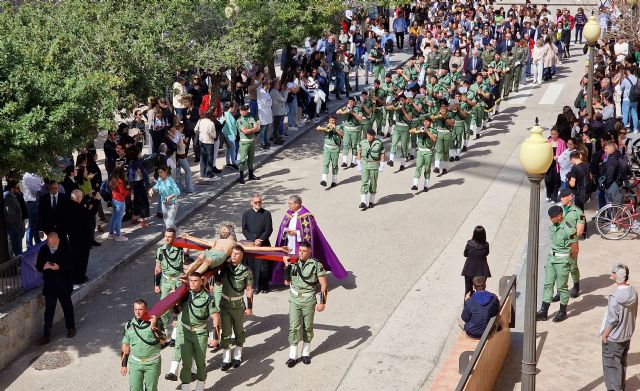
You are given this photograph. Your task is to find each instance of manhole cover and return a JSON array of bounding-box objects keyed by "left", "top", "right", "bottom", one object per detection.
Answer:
[{"left": 31, "top": 351, "right": 72, "bottom": 370}]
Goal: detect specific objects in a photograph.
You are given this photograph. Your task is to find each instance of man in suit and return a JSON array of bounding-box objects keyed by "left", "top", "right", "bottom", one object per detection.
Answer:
[
  {"left": 465, "top": 49, "right": 483, "bottom": 83},
  {"left": 35, "top": 230, "right": 75, "bottom": 345},
  {"left": 67, "top": 190, "right": 100, "bottom": 286},
  {"left": 241, "top": 193, "right": 273, "bottom": 294},
  {"left": 38, "top": 180, "right": 68, "bottom": 239},
  {"left": 497, "top": 33, "right": 515, "bottom": 54}
]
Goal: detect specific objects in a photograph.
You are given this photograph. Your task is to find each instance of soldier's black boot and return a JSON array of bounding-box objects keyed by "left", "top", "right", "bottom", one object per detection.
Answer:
[
  {"left": 237, "top": 171, "right": 245, "bottom": 184},
  {"left": 221, "top": 362, "right": 232, "bottom": 371},
  {"left": 286, "top": 359, "right": 297, "bottom": 368},
  {"left": 570, "top": 282, "right": 580, "bottom": 298},
  {"left": 536, "top": 301, "right": 550, "bottom": 321},
  {"left": 553, "top": 304, "right": 568, "bottom": 323},
  {"left": 387, "top": 160, "right": 394, "bottom": 167},
  {"left": 551, "top": 292, "right": 560, "bottom": 302},
  {"left": 248, "top": 170, "right": 260, "bottom": 180}
]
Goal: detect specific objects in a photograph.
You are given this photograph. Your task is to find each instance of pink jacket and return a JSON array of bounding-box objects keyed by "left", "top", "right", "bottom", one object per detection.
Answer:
[{"left": 547, "top": 137, "right": 567, "bottom": 172}]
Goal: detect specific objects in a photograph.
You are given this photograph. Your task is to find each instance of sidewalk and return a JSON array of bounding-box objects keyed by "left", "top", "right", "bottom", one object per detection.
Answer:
[{"left": 0, "top": 48, "right": 413, "bottom": 370}]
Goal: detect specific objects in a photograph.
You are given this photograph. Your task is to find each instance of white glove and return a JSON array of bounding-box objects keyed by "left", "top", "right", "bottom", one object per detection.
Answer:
[
  {"left": 379, "top": 162, "right": 385, "bottom": 172},
  {"left": 357, "top": 161, "right": 362, "bottom": 172}
]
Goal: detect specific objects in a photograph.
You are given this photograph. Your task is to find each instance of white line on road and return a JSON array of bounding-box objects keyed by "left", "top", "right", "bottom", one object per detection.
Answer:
[{"left": 538, "top": 83, "right": 564, "bottom": 105}]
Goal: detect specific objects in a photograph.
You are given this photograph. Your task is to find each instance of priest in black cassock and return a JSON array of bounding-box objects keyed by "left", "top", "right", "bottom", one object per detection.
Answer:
[{"left": 241, "top": 193, "right": 273, "bottom": 294}]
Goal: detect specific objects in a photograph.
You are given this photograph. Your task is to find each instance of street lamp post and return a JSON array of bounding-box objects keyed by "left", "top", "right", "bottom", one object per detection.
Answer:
[
  {"left": 519, "top": 118, "right": 553, "bottom": 391},
  {"left": 584, "top": 16, "right": 601, "bottom": 118}
]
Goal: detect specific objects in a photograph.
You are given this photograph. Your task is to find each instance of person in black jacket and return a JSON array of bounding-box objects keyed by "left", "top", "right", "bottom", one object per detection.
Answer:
[
  {"left": 602, "top": 140, "right": 623, "bottom": 205},
  {"left": 36, "top": 230, "right": 75, "bottom": 345},
  {"left": 38, "top": 180, "right": 68, "bottom": 239},
  {"left": 241, "top": 193, "right": 274, "bottom": 294},
  {"left": 461, "top": 276, "right": 500, "bottom": 339},
  {"left": 461, "top": 226, "right": 491, "bottom": 296},
  {"left": 66, "top": 190, "right": 100, "bottom": 285}
]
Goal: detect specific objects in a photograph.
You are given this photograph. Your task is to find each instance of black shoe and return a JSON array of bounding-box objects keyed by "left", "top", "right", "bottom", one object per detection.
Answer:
[
  {"left": 212, "top": 168, "right": 222, "bottom": 174},
  {"left": 286, "top": 358, "right": 297, "bottom": 368},
  {"left": 423, "top": 186, "right": 429, "bottom": 192},
  {"left": 330, "top": 182, "right": 337, "bottom": 188},
  {"left": 536, "top": 302, "right": 550, "bottom": 321},
  {"left": 191, "top": 373, "right": 197, "bottom": 382},
  {"left": 448, "top": 157, "right": 454, "bottom": 162},
  {"left": 66, "top": 329, "right": 76, "bottom": 338},
  {"left": 368, "top": 202, "right": 374, "bottom": 209},
  {"left": 37, "top": 336, "right": 51, "bottom": 346},
  {"left": 387, "top": 160, "right": 394, "bottom": 167},
  {"left": 341, "top": 162, "right": 348, "bottom": 168},
  {"left": 232, "top": 359, "right": 241, "bottom": 368},
  {"left": 433, "top": 167, "right": 440, "bottom": 174},
  {"left": 385, "top": 133, "right": 391, "bottom": 138},
  {"left": 274, "top": 139, "right": 285, "bottom": 145},
  {"left": 399, "top": 165, "right": 406, "bottom": 171},
  {"left": 168, "top": 338, "right": 176, "bottom": 347},
  {"left": 454, "top": 156, "right": 460, "bottom": 161},
  {"left": 320, "top": 180, "right": 327, "bottom": 187},
  {"left": 411, "top": 185, "right": 418, "bottom": 190},
  {"left": 91, "top": 240, "right": 101, "bottom": 247},
  {"left": 237, "top": 173, "right": 245, "bottom": 184},
  {"left": 475, "top": 134, "right": 480, "bottom": 140},
  {"left": 249, "top": 173, "right": 260, "bottom": 180},
  {"left": 551, "top": 293, "right": 560, "bottom": 303},
  {"left": 231, "top": 164, "right": 239, "bottom": 170},
  {"left": 221, "top": 362, "right": 232, "bottom": 371},
  {"left": 301, "top": 356, "right": 311, "bottom": 365},
  {"left": 442, "top": 169, "right": 448, "bottom": 175},
  {"left": 349, "top": 163, "right": 356, "bottom": 168},
  {"left": 553, "top": 304, "right": 568, "bottom": 322},
  {"left": 262, "top": 144, "right": 269, "bottom": 150},
  {"left": 408, "top": 154, "right": 415, "bottom": 161},
  {"left": 359, "top": 202, "right": 367, "bottom": 210},
  {"left": 165, "top": 373, "right": 178, "bottom": 381},
  {"left": 194, "top": 158, "right": 200, "bottom": 163},
  {"left": 461, "top": 146, "right": 467, "bottom": 152},
  {"left": 570, "top": 282, "right": 580, "bottom": 298}
]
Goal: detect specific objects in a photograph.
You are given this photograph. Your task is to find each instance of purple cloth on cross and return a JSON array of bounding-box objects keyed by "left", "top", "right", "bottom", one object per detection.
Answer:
[{"left": 21, "top": 242, "right": 45, "bottom": 291}]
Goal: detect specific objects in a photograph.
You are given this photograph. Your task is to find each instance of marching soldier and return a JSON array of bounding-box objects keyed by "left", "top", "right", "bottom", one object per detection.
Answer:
[
  {"left": 337, "top": 97, "right": 364, "bottom": 168},
  {"left": 236, "top": 105, "right": 261, "bottom": 184},
  {"left": 401, "top": 58, "right": 419, "bottom": 83},
  {"left": 481, "top": 41, "right": 495, "bottom": 71},
  {"left": 488, "top": 53, "right": 505, "bottom": 108},
  {"left": 469, "top": 75, "right": 486, "bottom": 138},
  {"left": 460, "top": 81, "right": 479, "bottom": 150},
  {"left": 177, "top": 273, "right": 218, "bottom": 391},
  {"left": 315, "top": 116, "right": 344, "bottom": 188},
  {"left": 357, "top": 128, "right": 386, "bottom": 210},
  {"left": 425, "top": 44, "right": 442, "bottom": 74},
  {"left": 359, "top": 90, "right": 374, "bottom": 139},
  {"left": 438, "top": 40, "right": 452, "bottom": 71},
  {"left": 536, "top": 206, "right": 577, "bottom": 323},
  {"left": 370, "top": 80, "right": 387, "bottom": 137},
  {"left": 512, "top": 41, "right": 526, "bottom": 93},
  {"left": 392, "top": 68, "right": 407, "bottom": 91},
  {"left": 154, "top": 228, "right": 184, "bottom": 343},
  {"left": 432, "top": 101, "right": 455, "bottom": 175},
  {"left": 411, "top": 117, "right": 437, "bottom": 192},
  {"left": 217, "top": 245, "right": 254, "bottom": 371},
  {"left": 449, "top": 91, "right": 469, "bottom": 162},
  {"left": 368, "top": 40, "right": 385, "bottom": 84},
  {"left": 121, "top": 299, "right": 166, "bottom": 391},
  {"left": 386, "top": 93, "right": 414, "bottom": 171},
  {"left": 283, "top": 241, "right": 328, "bottom": 367},
  {"left": 501, "top": 49, "right": 516, "bottom": 100},
  {"left": 381, "top": 73, "right": 396, "bottom": 138}
]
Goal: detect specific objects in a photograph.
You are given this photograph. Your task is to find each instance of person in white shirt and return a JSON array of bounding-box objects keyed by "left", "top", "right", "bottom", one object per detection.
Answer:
[
  {"left": 22, "top": 172, "right": 45, "bottom": 248},
  {"left": 195, "top": 110, "right": 219, "bottom": 178},
  {"left": 169, "top": 125, "right": 194, "bottom": 193},
  {"left": 172, "top": 77, "right": 188, "bottom": 118},
  {"left": 257, "top": 79, "right": 273, "bottom": 149}
]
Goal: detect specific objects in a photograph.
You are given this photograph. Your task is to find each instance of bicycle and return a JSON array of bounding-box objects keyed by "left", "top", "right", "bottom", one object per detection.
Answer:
[{"left": 595, "top": 177, "right": 640, "bottom": 240}]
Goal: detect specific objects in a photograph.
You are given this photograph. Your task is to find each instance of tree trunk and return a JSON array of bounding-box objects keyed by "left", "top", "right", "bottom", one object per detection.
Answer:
[
  {"left": 268, "top": 57, "right": 276, "bottom": 80},
  {"left": 0, "top": 194, "right": 10, "bottom": 264}
]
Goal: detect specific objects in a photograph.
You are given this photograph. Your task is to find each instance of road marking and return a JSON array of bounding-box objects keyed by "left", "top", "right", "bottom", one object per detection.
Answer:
[{"left": 538, "top": 84, "right": 564, "bottom": 105}]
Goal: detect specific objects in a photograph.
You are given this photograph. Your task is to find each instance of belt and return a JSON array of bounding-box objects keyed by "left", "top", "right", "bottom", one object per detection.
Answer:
[
  {"left": 182, "top": 322, "right": 208, "bottom": 332},
  {"left": 454, "top": 120, "right": 465, "bottom": 125},
  {"left": 290, "top": 287, "right": 315, "bottom": 298},
  {"left": 221, "top": 293, "right": 244, "bottom": 301},
  {"left": 324, "top": 144, "right": 340, "bottom": 150},
  {"left": 552, "top": 252, "right": 570, "bottom": 257},
  {"left": 437, "top": 128, "right": 451, "bottom": 133},
  {"left": 130, "top": 353, "right": 161, "bottom": 364},
  {"left": 239, "top": 139, "right": 254, "bottom": 143},
  {"left": 162, "top": 273, "right": 180, "bottom": 281},
  {"left": 176, "top": 153, "right": 187, "bottom": 159},
  {"left": 344, "top": 125, "right": 360, "bottom": 132},
  {"left": 395, "top": 122, "right": 408, "bottom": 127},
  {"left": 418, "top": 147, "right": 433, "bottom": 152}
]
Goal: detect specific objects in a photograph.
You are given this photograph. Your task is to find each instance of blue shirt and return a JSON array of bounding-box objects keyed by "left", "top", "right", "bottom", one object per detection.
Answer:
[
  {"left": 392, "top": 17, "right": 407, "bottom": 33},
  {"left": 153, "top": 177, "right": 180, "bottom": 204}
]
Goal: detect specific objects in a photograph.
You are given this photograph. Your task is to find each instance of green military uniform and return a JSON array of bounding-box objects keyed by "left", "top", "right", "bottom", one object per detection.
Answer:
[
  {"left": 391, "top": 74, "right": 406, "bottom": 91},
  {"left": 439, "top": 46, "right": 452, "bottom": 70},
  {"left": 511, "top": 45, "right": 525, "bottom": 92},
  {"left": 340, "top": 106, "right": 363, "bottom": 164},
  {"left": 178, "top": 289, "right": 218, "bottom": 384},
  {"left": 461, "top": 90, "right": 478, "bottom": 144},
  {"left": 358, "top": 137, "right": 385, "bottom": 203},
  {"left": 488, "top": 60, "right": 505, "bottom": 100},
  {"left": 563, "top": 204, "right": 585, "bottom": 283},
  {"left": 123, "top": 317, "right": 165, "bottom": 391},
  {"left": 468, "top": 82, "right": 485, "bottom": 131},
  {"left": 481, "top": 48, "right": 495, "bottom": 71},
  {"left": 408, "top": 98, "right": 424, "bottom": 153},
  {"left": 358, "top": 98, "right": 374, "bottom": 139},
  {"left": 287, "top": 258, "right": 326, "bottom": 345},
  {"left": 389, "top": 102, "right": 417, "bottom": 165},
  {"left": 370, "top": 87, "right": 387, "bottom": 136},
  {"left": 155, "top": 244, "right": 184, "bottom": 333},
  {"left": 237, "top": 115, "right": 257, "bottom": 172},
  {"left": 542, "top": 221, "right": 577, "bottom": 305},
  {"left": 501, "top": 53, "right": 516, "bottom": 98},
  {"left": 450, "top": 105, "right": 466, "bottom": 160},
  {"left": 219, "top": 263, "right": 253, "bottom": 350},
  {"left": 403, "top": 65, "right": 418, "bottom": 82},
  {"left": 451, "top": 71, "right": 463, "bottom": 86},
  {"left": 413, "top": 127, "right": 436, "bottom": 188},
  {"left": 426, "top": 49, "right": 442, "bottom": 73},
  {"left": 322, "top": 125, "right": 342, "bottom": 180},
  {"left": 369, "top": 47, "right": 385, "bottom": 83},
  {"left": 381, "top": 80, "right": 396, "bottom": 135},
  {"left": 433, "top": 111, "right": 453, "bottom": 169}
]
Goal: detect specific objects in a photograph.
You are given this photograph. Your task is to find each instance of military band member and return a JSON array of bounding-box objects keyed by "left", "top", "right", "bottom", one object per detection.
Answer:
[
  {"left": 370, "top": 80, "right": 387, "bottom": 137},
  {"left": 501, "top": 49, "right": 515, "bottom": 99},
  {"left": 425, "top": 44, "right": 442, "bottom": 74},
  {"left": 481, "top": 42, "right": 495, "bottom": 71},
  {"left": 381, "top": 73, "right": 396, "bottom": 138},
  {"left": 386, "top": 93, "right": 413, "bottom": 171},
  {"left": 411, "top": 117, "right": 437, "bottom": 192},
  {"left": 368, "top": 40, "right": 385, "bottom": 83},
  {"left": 236, "top": 105, "right": 261, "bottom": 184},
  {"left": 216, "top": 245, "right": 254, "bottom": 371},
  {"left": 511, "top": 41, "right": 526, "bottom": 93},
  {"left": 337, "top": 97, "right": 364, "bottom": 168},
  {"left": 459, "top": 81, "right": 478, "bottom": 150},
  {"left": 401, "top": 58, "right": 419, "bottom": 83},
  {"left": 121, "top": 299, "right": 167, "bottom": 391},
  {"left": 359, "top": 90, "right": 374, "bottom": 138},
  {"left": 449, "top": 91, "right": 469, "bottom": 162},
  {"left": 432, "top": 101, "right": 455, "bottom": 175},
  {"left": 283, "top": 241, "right": 328, "bottom": 367},
  {"left": 357, "top": 128, "right": 386, "bottom": 210},
  {"left": 315, "top": 116, "right": 344, "bottom": 188}
]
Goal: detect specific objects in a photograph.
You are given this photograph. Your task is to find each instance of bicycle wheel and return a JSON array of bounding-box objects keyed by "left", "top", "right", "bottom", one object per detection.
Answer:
[{"left": 596, "top": 204, "right": 633, "bottom": 240}]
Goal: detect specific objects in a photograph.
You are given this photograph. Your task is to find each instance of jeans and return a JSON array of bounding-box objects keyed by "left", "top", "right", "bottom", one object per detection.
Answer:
[
  {"left": 161, "top": 201, "right": 178, "bottom": 229},
  {"left": 150, "top": 131, "right": 164, "bottom": 154},
  {"left": 176, "top": 157, "right": 195, "bottom": 192},
  {"left": 621, "top": 99, "right": 639, "bottom": 131},
  {"left": 7, "top": 226, "right": 24, "bottom": 257},
  {"left": 26, "top": 201, "right": 40, "bottom": 248},
  {"left": 602, "top": 340, "right": 630, "bottom": 391},
  {"left": 249, "top": 99, "right": 258, "bottom": 120},
  {"left": 259, "top": 123, "right": 271, "bottom": 146},
  {"left": 272, "top": 115, "right": 284, "bottom": 140},
  {"left": 395, "top": 32, "right": 404, "bottom": 49},
  {"left": 334, "top": 72, "right": 345, "bottom": 96},
  {"left": 575, "top": 25, "right": 584, "bottom": 43},
  {"left": 199, "top": 142, "right": 215, "bottom": 177},
  {"left": 223, "top": 134, "right": 237, "bottom": 165},
  {"left": 525, "top": 58, "right": 532, "bottom": 78},
  {"left": 606, "top": 182, "right": 623, "bottom": 205},
  {"left": 109, "top": 200, "right": 126, "bottom": 237},
  {"left": 287, "top": 98, "right": 298, "bottom": 128},
  {"left": 44, "top": 293, "right": 75, "bottom": 337}
]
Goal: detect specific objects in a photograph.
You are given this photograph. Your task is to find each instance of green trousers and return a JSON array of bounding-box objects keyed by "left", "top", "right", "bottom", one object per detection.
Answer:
[
  {"left": 128, "top": 359, "right": 161, "bottom": 391},
  {"left": 503, "top": 73, "right": 513, "bottom": 97},
  {"left": 288, "top": 296, "right": 316, "bottom": 345},
  {"left": 360, "top": 167, "right": 379, "bottom": 194},
  {"left": 414, "top": 151, "right": 433, "bottom": 179},
  {"left": 473, "top": 106, "right": 484, "bottom": 127},
  {"left": 371, "top": 110, "right": 384, "bottom": 136},
  {"left": 570, "top": 256, "right": 580, "bottom": 283},
  {"left": 220, "top": 302, "right": 246, "bottom": 349},
  {"left": 542, "top": 256, "right": 572, "bottom": 305},
  {"left": 372, "top": 64, "right": 385, "bottom": 84},
  {"left": 322, "top": 146, "right": 340, "bottom": 175},
  {"left": 179, "top": 329, "right": 208, "bottom": 383},
  {"left": 360, "top": 119, "right": 372, "bottom": 139},
  {"left": 434, "top": 130, "right": 452, "bottom": 161},
  {"left": 342, "top": 130, "right": 360, "bottom": 158},
  {"left": 512, "top": 66, "right": 522, "bottom": 92},
  {"left": 452, "top": 122, "right": 465, "bottom": 149},
  {"left": 464, "top": 115, "right": 473, "bottom": 140},
  {"left": 390, "top": 124, "right": 409, "bottom": 159},
  {"left": 160, "top": 276, "right": 181, "bottom": 332},
  {"left": 238, "top": 141, "right": 255, "bottom": 172},
  {"left": 173, "top": 326, "right": 183, "bottom": 361},
  {"left": 383, "top": 109, "right": 395, "bottom": 134}
]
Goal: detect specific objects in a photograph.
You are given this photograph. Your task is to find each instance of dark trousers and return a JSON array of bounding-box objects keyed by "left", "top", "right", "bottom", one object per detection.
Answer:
[
  {"left": 44, "top": 292, "right": 75, "bottom": 336},
  {"left": 150, "top": 131, "right": 165, "bottom": 154},
  {"left": 603, "top": 339, "right": 630, "bottom": 391},
  {"left": 395, "top": 32, "right": 404, "bottom": 49},
  {"left": 131, "top": 180, "right": 150, "bottom": 218},
  {"left": 575, "top": 25, "right": 584, "bottom": 43},
  {"left": 464, "top": 276, "right": 474, "bottom": 297},
  {"left": 246, "top": 257, "right": 271, "bottom": 291},
  {"left": 199, "top": 142, "right": 215, "bottom": 177},
  {"left": 544, "top": 166, "right": 560, "bottom": 201},
  {"left": 272, "top": 115, "right": 285, "bottom": 140},
  {"left": 70, "top": 241, "right": 91, "bottom": 283}
]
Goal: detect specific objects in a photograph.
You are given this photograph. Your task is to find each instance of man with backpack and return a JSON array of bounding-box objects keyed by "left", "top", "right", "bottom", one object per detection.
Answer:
[
  {"left": 620, "top": 67, "right": 639, "bottom": 133},
  {"left": 601, "top": 141, "right": 625, "bottom": 205}
]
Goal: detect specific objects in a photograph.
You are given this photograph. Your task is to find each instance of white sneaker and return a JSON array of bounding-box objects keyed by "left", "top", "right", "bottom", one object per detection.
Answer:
[
  {"left": 115, "top": 235, "right": 128, "bottom": 242},
  {"left": 107, "top": 234, "right": 115, "bottom": 240}
]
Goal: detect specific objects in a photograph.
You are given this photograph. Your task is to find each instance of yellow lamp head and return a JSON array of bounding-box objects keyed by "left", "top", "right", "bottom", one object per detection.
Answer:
[
  {"left": 519, "top": 118, "right": 554, "bottom": 175},
  {"left": 583, "top": 16, "right": 601, "bottom": 45}
]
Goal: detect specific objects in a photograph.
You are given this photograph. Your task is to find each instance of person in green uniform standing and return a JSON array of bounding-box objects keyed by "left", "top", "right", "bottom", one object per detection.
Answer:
[
  {"left": 411, "top": 117, "right": 437, "bottom": 192},
  {"left": 177, "top": 273, "right": 218, "bottom": 391},
  {"left": 370, "top": 80, "right": 387, "bottom": 137},
  {"left": 459, "top": 81, "right": 478, "bottom": 151},
  {"left": 386, "top": 93, "right": 414, "bottom": 171},
  {"left": 432, "top": 102, "right": 455, "bottom": 175},
  {"left": 217, "top": 245, "right": 254, "bottom": 371},
  {"left": 426, "top": 45, "right": 442, "bottom": 74},
  {"left": 368, "top": 40, "right": 385, "bottom": 84},
  {"left": 469, "top": 75, "right": 486, "bottom": 138},
  {"left": 481, "top": 42, "right": 495, "bottom": 71},
  {"left": 154, "top": 228, "right": 184, "bottom": 343},
  {"left": 315, "top": 116, "right": 344, "bottom": 188},
  {"left": 449, "top": 91, "right": 469, "bottom": 162},
  {"left": 236, "top": 105, "right": 261, "bottom": 184},
  {"left": 488, "top": 53, "right": 505, "bottom": 108},
  {"left": 501, "top": 49, "right": 515, "bottom": 100},
  {"left": 536, "top": 205, "right": 577, "bottom": 323},
  {"left": 358, "top": 90, "right": 374, "bottom": 139},
  {"left": 381, "top": 73, "right": 396, "bottom": 138},
  {"left": 511, "top": 41, "right": 526, "bottom": 93},
  {"left": 282, "top": 241, "right": 328, "bottom": 367},
  {"left": 121, "top": 299, "right": 166, "bottom": 391},
  {"left": 337, "top": 97, "right": 364, "bottom": 168},
  {"left": 357, "top": 128, "right": 386, "bottom": 210}
]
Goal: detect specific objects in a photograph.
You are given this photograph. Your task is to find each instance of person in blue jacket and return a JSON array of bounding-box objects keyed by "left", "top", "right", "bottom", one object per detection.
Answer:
[{"left": 461, "top": 276, "right": 500, "bottom": 338}]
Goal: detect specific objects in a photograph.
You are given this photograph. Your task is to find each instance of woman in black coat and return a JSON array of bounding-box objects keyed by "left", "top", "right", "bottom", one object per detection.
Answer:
[{"left": 461, "top": 226, "right": 491, "bottom": 296}]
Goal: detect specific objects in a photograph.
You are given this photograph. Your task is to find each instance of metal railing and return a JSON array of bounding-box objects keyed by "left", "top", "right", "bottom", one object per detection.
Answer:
[
  {"left": 455, "top": 275, "right": 517, "bottom": 391},
  {"left": 0, "top": 255, "right": 22, "bottom": 305}
]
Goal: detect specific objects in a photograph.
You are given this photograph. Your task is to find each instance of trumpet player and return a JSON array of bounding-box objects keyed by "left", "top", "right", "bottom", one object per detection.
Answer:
[
  {"left": 386, "top": 93, "right": 415, "bottom": 171},
  {"left": 459, "top": 81, "right": 478, "bottom": 151},
  {"left": 370, "top": 80, "right": 388, "bottom": 137},
  {"left": 449, "top": 91, "right": 469, "bottom": 162},
  {"left": 411, "top": 117, "right": 437, "bottom": 192},
  {"left": 337, "top": 97, "right": 364, "bottom": 168},
  {"left": 315, "top": 116, "right": 344, "bottom": 188},
  {"left": 358, "top": 91, "right": 374, "bottom": 139},
  {"left": 432, "top": 101, "right": 455, "bottom": 175}
]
